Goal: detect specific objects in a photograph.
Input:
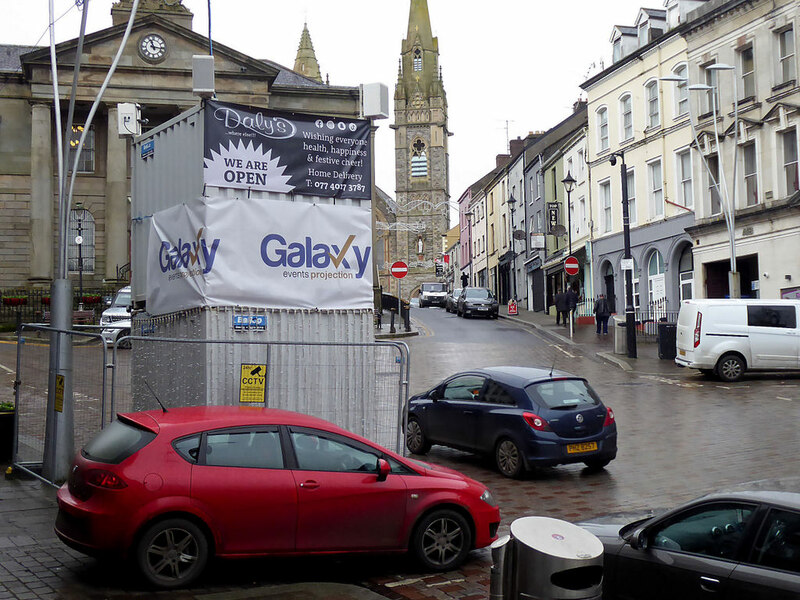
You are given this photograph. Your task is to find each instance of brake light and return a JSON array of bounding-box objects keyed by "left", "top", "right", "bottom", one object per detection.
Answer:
[
  {"left": 694, "top": 312, "right": 702, "bottom": 348},
  {"left": 603, "top": 407, "right": 615, "bottom": 427},
  {"left": 523, "top": 412, "right": 552, "bottom": 432},
  {"left": 86, "top": 469, "right": 128, "bottom": 490}
]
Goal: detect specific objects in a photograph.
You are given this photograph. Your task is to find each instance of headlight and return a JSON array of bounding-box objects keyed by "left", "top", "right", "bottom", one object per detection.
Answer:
[{"left": 480, "top": 489, "right": 497, "bottom": 507}]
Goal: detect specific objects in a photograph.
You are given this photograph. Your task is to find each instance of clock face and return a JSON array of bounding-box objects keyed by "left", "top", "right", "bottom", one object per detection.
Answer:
[{"left": 139, "top": 33, "right": 167, "bottom": 62}]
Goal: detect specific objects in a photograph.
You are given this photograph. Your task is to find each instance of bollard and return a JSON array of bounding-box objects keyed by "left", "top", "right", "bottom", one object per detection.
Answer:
[
  {"left": 389, "top": 309, "right": 396, "bottom": 334},
  {"left": 402, "top": 300, "right": 411, "bottom": 332},
  {"left": 489, "top": 535, "right": 510, "bottom": 600}
]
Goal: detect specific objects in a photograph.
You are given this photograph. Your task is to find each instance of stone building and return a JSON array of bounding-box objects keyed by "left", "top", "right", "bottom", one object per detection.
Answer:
[
  {"left": 388, "top": 0, "right": 450, "bottom": 298},
  {"left": 0, "top": 0, "right": 360, "bottom": 291}
]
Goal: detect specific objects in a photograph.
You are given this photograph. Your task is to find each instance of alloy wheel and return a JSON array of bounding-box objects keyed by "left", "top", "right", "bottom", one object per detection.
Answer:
[
  {"left": 421, "top": 515, "right": 466, "bottom": 568},
  {"left": 496, "top": 439, "right": 522, "bottom": 478}
]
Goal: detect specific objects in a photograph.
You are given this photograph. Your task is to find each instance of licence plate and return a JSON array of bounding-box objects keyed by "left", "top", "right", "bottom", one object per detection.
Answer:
[
  {"left": 478, "top": 307, "right": 488, "bottom": 311},
  {"left": 679, "top": 349, "right": 686, "bottom": 356},
  {"left": 567, "top": 441, "right": 598, "bottom": 454}
]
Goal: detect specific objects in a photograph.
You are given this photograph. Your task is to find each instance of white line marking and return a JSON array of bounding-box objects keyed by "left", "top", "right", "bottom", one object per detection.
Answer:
[
  {"left": 777, "top": 396, "right": 792, "bottom": 402},
  {"left": 553, "top": 345, "right": 575, "bottom": 358},
  {"left": 0, "top": 362, "right": 14, "bottom": 374}
]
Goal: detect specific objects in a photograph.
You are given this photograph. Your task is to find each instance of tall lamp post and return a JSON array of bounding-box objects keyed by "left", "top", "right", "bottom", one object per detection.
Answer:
[
  {"left": 507, "top": 194, "right": 517, "bottom": 300},
  {"left": 609, "top": 150, "right": 637, "bottom": 359},
  {"left": 464, "top": 210, "right": 474, "bottom": 287},
  {"left": 661, "top": 64, "right": 740, "bottom": 298},
  {"left": 561, "top": 171, "right": 576, "bottom": 257}
]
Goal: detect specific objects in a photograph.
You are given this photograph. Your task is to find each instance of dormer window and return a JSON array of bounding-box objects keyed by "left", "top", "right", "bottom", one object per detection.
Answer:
[
  {"left": 638, "top": 22, "right": 649, "bottom": 47},
  {"left": 613, "top": 38, "right": 622, "bottom": 63},
  {"left": 413, "top": 48, "right": 422, "bottom": 71}
]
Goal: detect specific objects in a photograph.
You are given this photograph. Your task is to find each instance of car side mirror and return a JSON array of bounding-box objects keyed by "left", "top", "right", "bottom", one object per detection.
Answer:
[
  {"left": 126, "top": 305, "right": 132, "bottom": 313},
  {"left": 429, "top": 388, "right": 441, "bottom": 401},
  {"left": 629, "top": 526, "right": 648, "bottom": 550},
  {"left": 376, "top": 458, "right": 391, "bottom": 482}
]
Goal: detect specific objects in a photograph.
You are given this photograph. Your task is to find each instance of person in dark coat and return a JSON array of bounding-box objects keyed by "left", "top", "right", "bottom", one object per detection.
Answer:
[
  {"left": 594, "top": 293, "right": 611, "bottom": 334},
  {"left": 565, "top": 285, "right": 579, "bottom": 325},
  {"left": 554, "top": 290, "right": 568, "bottom": 325}
]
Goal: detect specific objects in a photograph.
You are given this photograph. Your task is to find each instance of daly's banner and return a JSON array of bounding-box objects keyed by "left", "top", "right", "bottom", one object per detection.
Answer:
[
  {"left": 203, "top": 100, "right": 371, "bottom": 200},
  {"left": 147, "top": 196, "right": 373, "bottom": 315}
]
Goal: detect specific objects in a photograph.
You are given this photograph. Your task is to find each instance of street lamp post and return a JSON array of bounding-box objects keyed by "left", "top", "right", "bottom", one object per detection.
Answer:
[
  {"left": 609, "top": 151, "right": 637, "bottom": 359},
  {"left": 561, "top": 171, "right": 576, "bottom": 257},
  {"left": 507, "top": 194, "right": 517, "bottom": 300},
  {"left": 662, "top": 65, "right": 740, "bottom": 298},
  {"left": 464, "top": 210, "right": 474, "bottom": 287}
]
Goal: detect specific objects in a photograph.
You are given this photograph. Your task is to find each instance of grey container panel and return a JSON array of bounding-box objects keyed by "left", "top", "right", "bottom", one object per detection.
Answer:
[{"left": 131, "top": 106, "right": 205, "bottom": 304}]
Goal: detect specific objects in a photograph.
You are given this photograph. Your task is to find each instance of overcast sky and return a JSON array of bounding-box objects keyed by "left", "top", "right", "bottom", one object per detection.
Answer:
[{"left": 5, "top": 0, "right": 652, "bottom": 218}]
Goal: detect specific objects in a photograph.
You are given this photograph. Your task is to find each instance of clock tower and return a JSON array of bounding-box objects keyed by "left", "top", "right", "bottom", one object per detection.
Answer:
[{"left": 392, "top": 0, "right": 450, "bottom": 296}]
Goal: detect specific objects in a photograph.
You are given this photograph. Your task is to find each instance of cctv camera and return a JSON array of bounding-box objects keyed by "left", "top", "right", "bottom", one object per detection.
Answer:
[{"left": 609, "top": 155, "right": 617, "bottom": 166}]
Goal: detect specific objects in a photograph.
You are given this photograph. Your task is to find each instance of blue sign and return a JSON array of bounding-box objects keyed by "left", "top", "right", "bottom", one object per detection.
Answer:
[
  {"left": 141, "top": 139, "right": 155, "bottom": 159},
  {"left": 232, "top": 315, "right": 267, "bottom": 330}
]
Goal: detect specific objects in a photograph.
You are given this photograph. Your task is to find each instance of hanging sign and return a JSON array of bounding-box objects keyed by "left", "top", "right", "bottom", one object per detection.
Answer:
[
  {"left": 204, "top": 100, "right": 371, "bottom": 199},
  {"left": 547, "top": 202, "right": 560, "bottom": 234}
]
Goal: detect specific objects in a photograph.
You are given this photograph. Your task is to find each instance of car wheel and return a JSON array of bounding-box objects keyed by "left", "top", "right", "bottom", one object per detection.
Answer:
[
  {"left": 495, "top": 438, "right": 525, "bottom": 478},
  {"left": 117, "top": 330, "right": 132, "bottom": 349},
  {"left": 136, "top": 518, "right": 208, "bottom": 589},
  {"left": 583, "top": 458, "right": 611, "bottom": 471},
  {"left": 411, "top": 509, "right": 472, "bottom": 571},
  {"left": 716, "top": 354, "right": 745, "bottom": 382},
  {"left": 406, "top": 417, "right": 431, "bottom": 454}
]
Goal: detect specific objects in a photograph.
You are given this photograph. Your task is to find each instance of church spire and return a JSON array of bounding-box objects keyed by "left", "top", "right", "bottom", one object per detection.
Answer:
[
  {"left": 293, "top": 22, "right": 323, "bottom": 83},
  {"left": 405, "top": 0, "right": 435, "bottom": 50}
]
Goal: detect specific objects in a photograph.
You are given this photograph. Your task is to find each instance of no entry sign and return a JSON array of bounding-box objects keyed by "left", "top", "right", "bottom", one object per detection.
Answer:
[
  {"left": 564, "top": 256, "right": 579, "bottom": 276},
  {"left": 391, "top": 261, "right": 408, "bottom": 279}
]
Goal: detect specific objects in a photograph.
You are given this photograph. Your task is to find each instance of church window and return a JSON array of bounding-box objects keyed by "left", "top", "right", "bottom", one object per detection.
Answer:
[
  {"left": 67, "top": 208, "right": 95, "bottom": 273},
  {"left": 413, "top": 48, "right": 422, "bottom": 71},
  {"left": 411, "top": 139, "right": 428, "bottom": 177}
]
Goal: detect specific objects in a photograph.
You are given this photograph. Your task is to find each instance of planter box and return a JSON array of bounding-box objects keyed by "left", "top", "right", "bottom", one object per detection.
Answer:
[{"left": 0, "top": 411, "right": 14, "bottom": 462}]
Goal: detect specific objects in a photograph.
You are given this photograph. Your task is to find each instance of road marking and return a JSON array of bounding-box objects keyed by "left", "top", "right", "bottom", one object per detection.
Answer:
[
  {"left": 553, "top": 345, "right": 575, "bottom": 358},
  {"left": 777, "top": 396, "right": 792, "bottom": 402},
  {"left": 0, "top": 362, "right": 13, "bottom": 374},
  {"left": 428, "top": 578, "right": 465, "bottom": 587},
  {"left": 385, "top": 577, "right": 426, "bottom": 588}
]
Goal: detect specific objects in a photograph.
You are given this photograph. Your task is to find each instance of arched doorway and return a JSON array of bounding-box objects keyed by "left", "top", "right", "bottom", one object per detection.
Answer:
[
  {"left": 647, "top": 251, "right": 666, "bottom": 308},
  {"left": 678, "top": 245, "right": 694, "bottom": 302},
  {"left": 602, "top": 262, "right": 616, "bottom": 313}
]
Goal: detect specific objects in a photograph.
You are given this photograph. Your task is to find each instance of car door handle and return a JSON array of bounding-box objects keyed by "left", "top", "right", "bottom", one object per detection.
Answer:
[
  {"left": 699, "top": 575, "right": 720, "bottom": 592},
  {"left": 299, "top": 480, "right": 319, "bottom": 490},
  {"left": 463, "top": 410, "right": 476, "bottom": 415}
]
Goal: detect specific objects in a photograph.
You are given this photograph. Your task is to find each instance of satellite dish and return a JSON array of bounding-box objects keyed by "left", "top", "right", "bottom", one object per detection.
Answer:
[
  {"left": 512, "top": 229, "right": 527, "bottom": 241},
  {"left": 551, "top": 224, "right": 567, "bottom": 236}
]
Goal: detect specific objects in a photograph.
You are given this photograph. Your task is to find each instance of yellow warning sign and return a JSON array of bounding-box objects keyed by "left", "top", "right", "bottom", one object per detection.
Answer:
[
  {"left": 54, "top": 374, "right": 64, "bottom": 413},
  {"left": 240, "top": 364, "right": 267, "bottom": 404}
]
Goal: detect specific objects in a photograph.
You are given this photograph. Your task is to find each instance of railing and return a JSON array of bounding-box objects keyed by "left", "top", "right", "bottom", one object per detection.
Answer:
[
  {"left": 633, "top": 299, "right": 679, "bottom": 339},
  {"left": 0, "top": 287, "right": 120, "bottom": 324}
]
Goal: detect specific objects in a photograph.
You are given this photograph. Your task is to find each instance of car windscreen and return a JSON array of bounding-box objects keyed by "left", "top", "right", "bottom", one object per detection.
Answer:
[
  {"left": 82, "top": 419, "right": 156, "bottom": 464},
  {"left": 525, "top": 378, "right": 601, "bottom": 409},
  {"left": 421, "top": 283, "right": 446, "bottom": 292},
  {"left": 451, "top": 288, "right": 462, "bottom": 297},
  {"left": 112, "top": 291, "right": 131, "bottom": 308},
  {"left": 464, "top": 288, "right": 492, "bottom": 300}
]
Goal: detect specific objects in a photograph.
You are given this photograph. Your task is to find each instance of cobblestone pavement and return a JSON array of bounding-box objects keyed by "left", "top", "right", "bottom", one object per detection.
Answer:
[{"left": 2, "top": 310, "right": 800, "bottom": 599}]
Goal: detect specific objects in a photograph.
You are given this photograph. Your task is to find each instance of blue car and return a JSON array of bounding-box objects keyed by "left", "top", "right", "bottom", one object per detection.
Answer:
[{"left": 405, "top": 367, "right": 617, "bottom": 478}]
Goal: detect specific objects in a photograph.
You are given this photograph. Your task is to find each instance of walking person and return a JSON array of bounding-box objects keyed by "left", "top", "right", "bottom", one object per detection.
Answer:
[
  {"left": 554, "top": 289, "right": 568, "bottom": 325},
  {"left": 565, "top": 284, "right": 579, "bottom": 326},
  {"left": 594, "top": 293, "right": 611, "bottom": 335}
]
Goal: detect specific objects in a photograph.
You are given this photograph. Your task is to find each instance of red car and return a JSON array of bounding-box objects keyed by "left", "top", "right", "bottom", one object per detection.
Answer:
[{"left": 55, "top": 406, "right": 500, "bottom": 588}]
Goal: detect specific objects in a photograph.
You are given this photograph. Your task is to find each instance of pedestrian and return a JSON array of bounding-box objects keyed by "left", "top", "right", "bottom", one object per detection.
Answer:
[
  {"left": 565, "top": 284, "right": 579, "bottom": 326},
  {"left": 554, "top": 289, "right": 568, "bottom": 326},
  {"left": 594, "top": 293, "right": 611, "bottom": 335}
]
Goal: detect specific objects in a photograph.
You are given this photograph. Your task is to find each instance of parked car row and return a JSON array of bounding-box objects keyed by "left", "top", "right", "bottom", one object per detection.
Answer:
[{"left": 420, "top": 284, "right": 499, "bottom": 319}]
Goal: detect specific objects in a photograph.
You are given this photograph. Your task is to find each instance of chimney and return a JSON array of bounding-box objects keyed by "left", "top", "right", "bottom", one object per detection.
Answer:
[
  {"left": 573, "top": 99, "right": 588, "bottom": 113},
  {"left": 509, "top": 137, "right": 525, "bottom": 157},
  {"left": 496, "top": 154, "right": 512, "bottom": 168}
]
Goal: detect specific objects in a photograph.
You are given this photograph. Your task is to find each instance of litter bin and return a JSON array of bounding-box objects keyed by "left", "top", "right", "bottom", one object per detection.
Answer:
[
  {"left": 613, "top": 315, "right": 627, "bottom": 355},
  {"left": 658, "top": 322, "right": 677, "bottom": 359},
  {"left": 492, "top": 516, "right": 604, "bottom": 600}
]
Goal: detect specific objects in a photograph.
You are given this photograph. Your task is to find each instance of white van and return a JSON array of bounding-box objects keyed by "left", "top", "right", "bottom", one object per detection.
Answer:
[
  {"left": 100, "top": 286, "right": 131, "bottom": 348},
  {"left": 676, "top": 299, "right": 800, "bottom": 381}
]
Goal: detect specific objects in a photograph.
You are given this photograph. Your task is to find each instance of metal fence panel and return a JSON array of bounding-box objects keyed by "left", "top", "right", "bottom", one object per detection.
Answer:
[
  {"left": 14, "top": 325, "right": 107, "bottom": 472},
  {"left": 112, "top": 338, "right": 409, "bottom": 453}
]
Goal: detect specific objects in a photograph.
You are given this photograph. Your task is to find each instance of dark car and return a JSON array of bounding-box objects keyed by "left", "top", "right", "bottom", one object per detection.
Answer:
[
  {"left": 405, "top": 367, "right": 617, "bottom": 478},
  {"left": 55, "top": 407, "right": 500, "bottom": 588},
  {"left": 446, "top": 288, "right": 463, "bottom": 313},
  {"left": 457, "top": 287, "right": 499, "bottom": 318},
  {"left": 580, "top": 491, "right": 800, "bottom": 599}
]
